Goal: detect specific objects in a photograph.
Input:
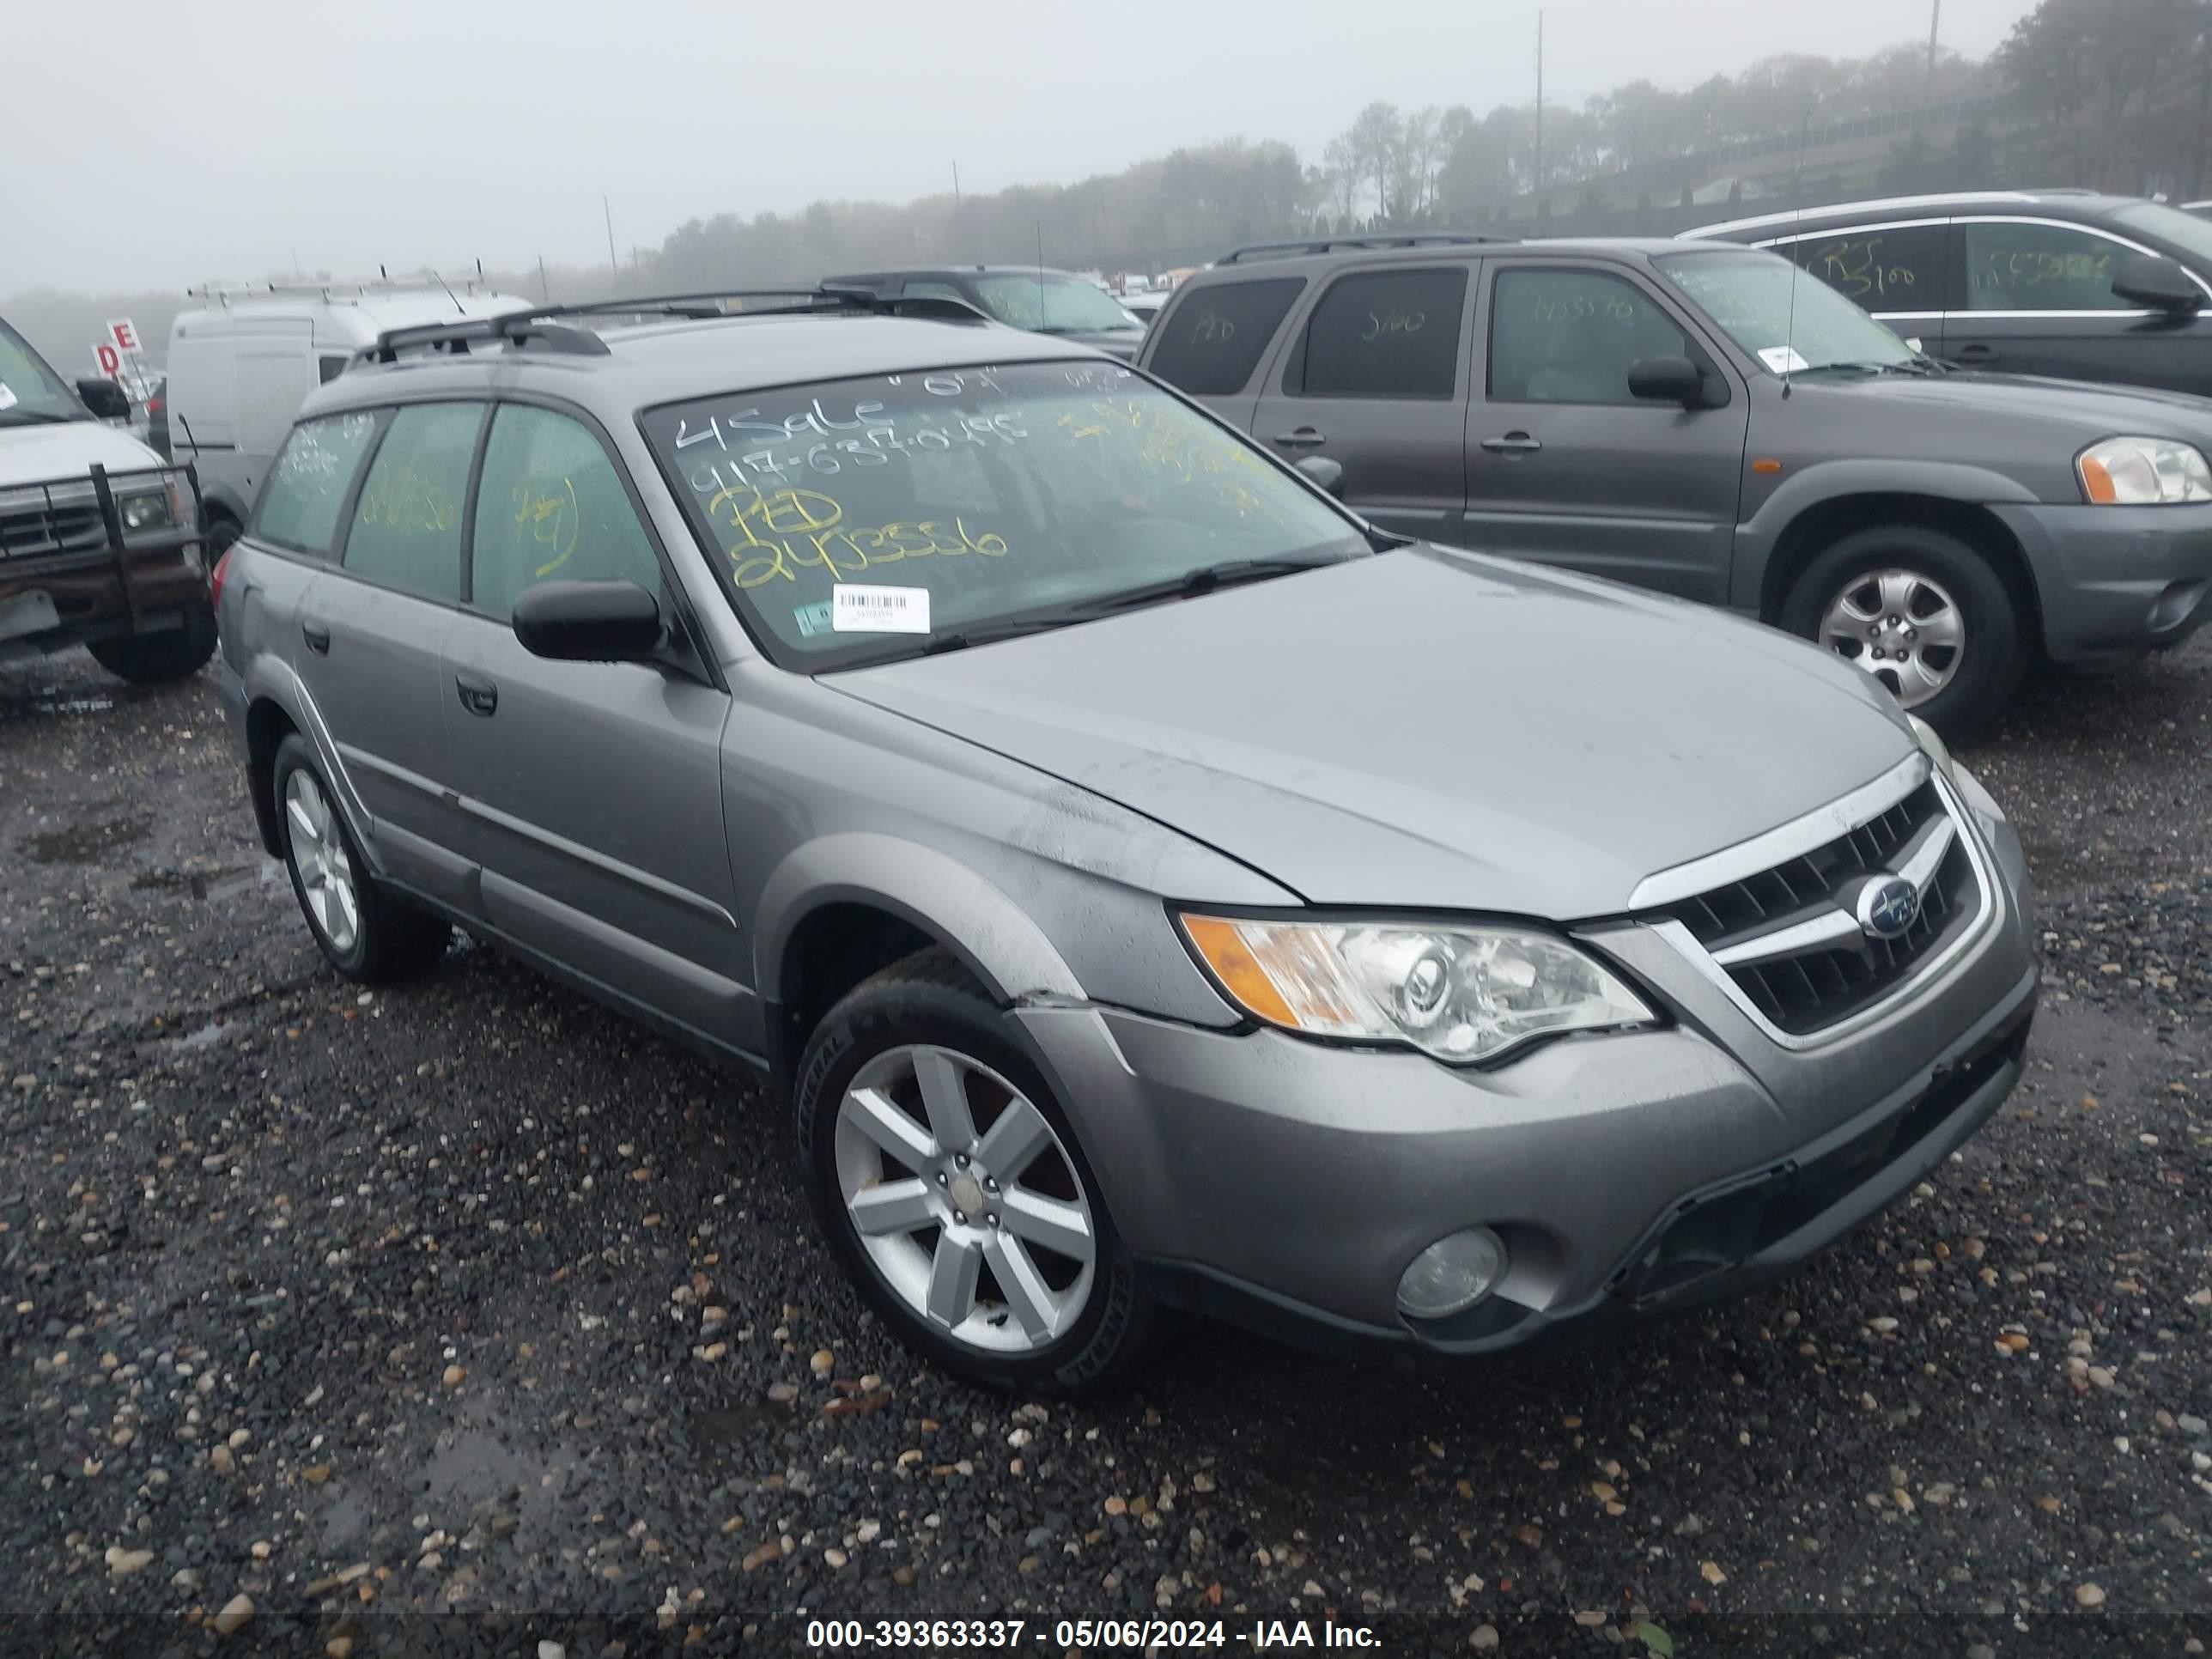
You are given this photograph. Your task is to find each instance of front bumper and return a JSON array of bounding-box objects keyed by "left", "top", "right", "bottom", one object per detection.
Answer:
[
  {"left": 1012, "top": 772, "right": 2038, "bottom": 1352},
  {"left": 1993, "top": 500, "right": 2212, "bottom": 661},
  {"left": 0, "top": 463, "right": 208, "bottom": 657}
]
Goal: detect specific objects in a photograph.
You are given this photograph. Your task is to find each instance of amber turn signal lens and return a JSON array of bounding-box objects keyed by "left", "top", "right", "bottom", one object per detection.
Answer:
[
  {"left": 1180, "top": 915, "right": 1298, "bottom": 1028},
  {"left": 2079, "top": 455, "right": 2118, "bottom": 504}
]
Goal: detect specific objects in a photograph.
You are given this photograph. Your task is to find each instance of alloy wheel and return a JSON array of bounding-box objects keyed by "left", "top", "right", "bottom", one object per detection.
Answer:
[
  {"left": 1818, "top": 568, "right": 1964, "bottom": 709},
  {"left": 284, "top": 769, "right": 360, "bottom": 954},
  {"left": 833, "top": 1044, "right": 1096, "bottom": 1353}
]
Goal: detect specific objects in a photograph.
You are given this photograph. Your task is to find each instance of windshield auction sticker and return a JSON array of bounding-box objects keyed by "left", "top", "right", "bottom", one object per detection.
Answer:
[
  {"left": 0, "top": 381, "right": 17, "bottom": 411},
  {"left": 830, "top": 584, "right": 931, "bottom": 634}
]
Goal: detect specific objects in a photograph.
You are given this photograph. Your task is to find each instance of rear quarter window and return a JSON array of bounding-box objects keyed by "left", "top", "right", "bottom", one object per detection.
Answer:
[
  {"left": 1147, "top": 278, "right": 1305, "bottom": 395},
  {"left": 252, "top": 411, "right": 381, "bottom": 556}
]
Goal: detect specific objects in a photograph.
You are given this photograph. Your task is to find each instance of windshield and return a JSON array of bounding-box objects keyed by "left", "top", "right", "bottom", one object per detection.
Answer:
[
  {"left": 644, "top": 360, "right": 1365, "bottom": 667},
  {"left": 0, "top": 318, "right": 82, "bottom": 423},
  {"left": 969, "top": 274, "right": 1140, "bottom": 334},
  {"left": 2111, "top": 202, "right": 2212, "bottom": 270},
  {"left": 1653, "top": 248, "right": 1919, "bottom": 374}
]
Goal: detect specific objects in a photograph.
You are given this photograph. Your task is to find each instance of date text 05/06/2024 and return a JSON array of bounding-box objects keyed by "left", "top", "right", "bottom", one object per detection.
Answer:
[{"left": 802, "top": 1616, "right": 1383, "bottom": 1649}]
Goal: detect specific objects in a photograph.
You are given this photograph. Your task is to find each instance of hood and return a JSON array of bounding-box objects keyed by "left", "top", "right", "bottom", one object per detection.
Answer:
[
  {"left": 828, "top": 549, "right": 1917, "bottom": 919},
  {"left": 1806, "top": 367, "right": 2212, "bottom": 439},
  {"left": 0, "top": 418, "right": 164, "bottom": 489}
]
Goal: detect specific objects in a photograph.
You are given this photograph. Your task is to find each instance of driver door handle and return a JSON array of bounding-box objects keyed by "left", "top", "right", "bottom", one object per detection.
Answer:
[
  {"left": 301, "top": 620, "right": 331, "bottom": 654},
  {"left": 1273, "top": 428, "right": 1327, "bottom": 447},
  {"left": 1954, "top": 343, "right": 1996, "bottom": 364},
  {"left": 454, "top": 672, "right": 499, "bottom": 718},
  {"left": 1480, "top": 431, "right": 1543, "bottom": 453}
]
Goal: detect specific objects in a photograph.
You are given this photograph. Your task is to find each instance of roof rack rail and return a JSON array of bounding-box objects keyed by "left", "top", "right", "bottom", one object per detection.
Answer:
[
  {"left": 1215, "top": 232, "right": 1495, "bottom": 264},
  {"left": 359, "top": 287, "right": 991, "bottom": 366}
]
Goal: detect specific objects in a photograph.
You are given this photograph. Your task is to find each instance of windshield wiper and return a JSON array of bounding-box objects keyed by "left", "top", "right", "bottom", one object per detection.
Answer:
[
  {"left": 1796, "top": 359, "right": 1931, "bottom": 378},
  {"left": 0, "top": 409, "right": 77, "bottom": 425},
  {"left": 1070, "top": 556, "right": 1346, "bottom": 618}
]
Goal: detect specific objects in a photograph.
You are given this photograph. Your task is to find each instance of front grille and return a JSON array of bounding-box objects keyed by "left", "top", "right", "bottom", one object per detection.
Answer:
[
  {"left": 0, "top": 494, "right": 108, "bottom": 560},
  {"left": 1655, "top": 779, "right": 1983, "bottom": 1036}
]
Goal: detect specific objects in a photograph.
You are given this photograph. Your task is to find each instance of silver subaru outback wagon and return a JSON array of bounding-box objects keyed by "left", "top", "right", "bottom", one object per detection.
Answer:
[{"left": 212, "top": 290, "right": 2039, "bottom": 1393}]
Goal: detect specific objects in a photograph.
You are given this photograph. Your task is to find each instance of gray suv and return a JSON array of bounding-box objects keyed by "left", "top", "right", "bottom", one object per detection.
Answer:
[
  {"left": 215, "top": 291, "right": 2036, "bottom": 1392},
  {"left": 1140, "top": 234, "right": 2212, "bottom": 734}
]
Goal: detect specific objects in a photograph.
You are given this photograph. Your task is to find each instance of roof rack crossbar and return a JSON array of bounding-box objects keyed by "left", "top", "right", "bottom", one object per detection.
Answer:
[
  {"left": 359, "top": 288, "right": 990, "bottom": 366},
  {"left": 1217, "top": 232, "right": 1496, "bottom": 264}
]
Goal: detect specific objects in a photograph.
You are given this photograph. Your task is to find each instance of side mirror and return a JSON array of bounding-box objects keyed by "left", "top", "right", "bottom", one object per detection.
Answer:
[
  {"left": 76, "top": 379, "right": 131, "bottom": 420},
  {"left": 1627, "top": 356, "right": 1707, "bottom": 407},
  {"left": 1294, "top": 454, "right": 1345, "bottom": 495},
  {"left": 512, "top": 579, "right": 663, "bottom": 663},
  {"left": 2112, "top": 252, "right": 2203, "bottom": 315}
]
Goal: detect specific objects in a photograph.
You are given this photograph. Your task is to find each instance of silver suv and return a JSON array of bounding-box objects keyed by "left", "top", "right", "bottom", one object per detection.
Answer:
[{"left": 215, "top": 290, "right": 2038, "bottom": 1392}]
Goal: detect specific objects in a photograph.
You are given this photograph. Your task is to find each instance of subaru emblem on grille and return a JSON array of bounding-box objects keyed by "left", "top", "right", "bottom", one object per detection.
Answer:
[{"left": 1856, "top": 875, "right": 1922, "bottom": 941}]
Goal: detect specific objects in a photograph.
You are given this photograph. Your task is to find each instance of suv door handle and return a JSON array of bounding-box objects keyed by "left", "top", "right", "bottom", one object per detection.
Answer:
[
  {"left": 1272, "top": 428, "right": 1327, "bottom": 447},
  {"left": 1480, "top": 432, "right": 1543, "bottom": 453},
  {"left": 301, "top": 620, "right": 331, "bottom": 654},
  {"left": 454, "top": 672, "right": 499, "bottom": 718},
  {"left": 1954, "top": 343, "right": 1996, "bottom": 364}
]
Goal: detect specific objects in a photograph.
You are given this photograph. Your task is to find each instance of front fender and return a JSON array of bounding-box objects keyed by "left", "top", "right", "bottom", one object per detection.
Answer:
[
  {"left": 1732, "top": 459, "right": 2040, "bottom": 612},
  {"left": 753, "top": 833, "right": 1086, "bottom": 1012}
]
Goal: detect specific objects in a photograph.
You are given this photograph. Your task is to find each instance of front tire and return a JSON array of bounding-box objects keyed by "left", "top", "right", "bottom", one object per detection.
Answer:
[
  {"left": 87, "top": 603, "right": 217, "bottom": 684},
  {"left": 272, "top": 734, "right": 450, "bottom": 982},
  {"left": 1778, "top": 523, "right": 2027, "bottom": 738},
  {"left": 795, "top": 948, "right": 1154, "bottom": 1395}
]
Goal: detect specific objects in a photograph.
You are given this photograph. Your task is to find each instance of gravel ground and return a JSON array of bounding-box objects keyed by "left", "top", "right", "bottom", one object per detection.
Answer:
[{"left": 3, "top": 642, "right": 2208, "bottom": 1659}]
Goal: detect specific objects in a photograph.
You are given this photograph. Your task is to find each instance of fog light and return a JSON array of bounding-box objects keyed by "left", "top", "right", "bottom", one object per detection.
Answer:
[{"left": 1396, "top": 1226, "right": 1508, "bottom": 1319}]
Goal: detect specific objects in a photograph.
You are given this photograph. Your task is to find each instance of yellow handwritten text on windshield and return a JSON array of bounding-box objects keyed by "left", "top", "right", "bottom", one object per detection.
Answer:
[{"left": 705, "top": 485, "right": 1007, "bottom": 589}]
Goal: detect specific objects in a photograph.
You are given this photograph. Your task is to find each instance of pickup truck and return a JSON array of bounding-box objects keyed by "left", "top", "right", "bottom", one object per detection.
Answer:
[{"left": 1, "top": 313, "right": 214, "bottom": 684}]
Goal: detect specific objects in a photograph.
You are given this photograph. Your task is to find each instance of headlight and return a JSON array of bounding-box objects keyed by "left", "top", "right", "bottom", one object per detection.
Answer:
[
  {"left": 2077, "top": 436, "right": 2212, "bottom": 505},
  {"left": 1907, "top": 714, "right": 1956, "bottom": 785},
  {"left": 118, "top": 488, "right": 173, "bottom": 536},
  {"left": 1180, "top": 914, "right": 1654, "bottom": 1064}
]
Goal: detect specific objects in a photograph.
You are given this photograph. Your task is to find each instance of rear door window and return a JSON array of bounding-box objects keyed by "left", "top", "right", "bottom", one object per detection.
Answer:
[
  {"left": 1290, "top": 268, "right": 1468, "bottom": 399},
  {"left": 341, "top": 402, "right": 486, "bottom": 602},
  {"left": 1781, "top": 223, "right": 1948, "bottom": 313},
  {"left": 1146, "top": 277, "right": 1305, "bottom": 394},
  {"left": 252, "top": 411, "right": 382, "bottom": 556},
  {"left": 1961, "top": 222, "right": 2132, "bottom": 311}
]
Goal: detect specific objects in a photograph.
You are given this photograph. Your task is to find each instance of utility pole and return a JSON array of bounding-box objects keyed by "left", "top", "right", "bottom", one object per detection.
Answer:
[
  {"left": 1534, "top": 9, "right": 1545, "bottom": 198},
  {"left": 603, "top": 197, "right": 618, "bottom": 277},
  {"left": 538, "top": 253, "right": 550, "bottom": 304},
  {"left": 1923, "top": 0, "right": 1942, "bottom": 111},
  {"left": 953, "top": 161, "right": 963, "bottom": 208}
]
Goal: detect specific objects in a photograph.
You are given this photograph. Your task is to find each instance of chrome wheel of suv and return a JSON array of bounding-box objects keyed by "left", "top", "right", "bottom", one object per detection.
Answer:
[
  {"left": 284, "top": 768, "right": 359, "bottom": 953},
  {"left": 1818, "top": 568, "right": 1964, "bottom": 709},
  {"left": 833, "top": 1043, "right": 1097, "bottom": 1354}
]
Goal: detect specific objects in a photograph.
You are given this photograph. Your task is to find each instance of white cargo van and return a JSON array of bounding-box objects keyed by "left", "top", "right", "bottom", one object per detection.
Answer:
[{"left": 166, "top": 283, "right": 531, "bottom": 545}]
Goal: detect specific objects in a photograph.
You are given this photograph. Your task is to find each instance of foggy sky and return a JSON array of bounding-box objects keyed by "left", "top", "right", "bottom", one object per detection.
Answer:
[{"left": 3, "top": 0, "right": 2027, "bottom": 296}]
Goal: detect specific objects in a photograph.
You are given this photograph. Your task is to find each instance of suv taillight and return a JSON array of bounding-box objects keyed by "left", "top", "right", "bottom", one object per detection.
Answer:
[{"left": 209, "top": 546, "right": 234, "bottom": 610}]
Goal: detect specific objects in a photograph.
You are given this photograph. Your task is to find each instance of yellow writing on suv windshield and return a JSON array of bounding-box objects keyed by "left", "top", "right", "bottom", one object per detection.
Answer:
[{"left": 706, "top": 484, "right": 1006, "bottom": 589}]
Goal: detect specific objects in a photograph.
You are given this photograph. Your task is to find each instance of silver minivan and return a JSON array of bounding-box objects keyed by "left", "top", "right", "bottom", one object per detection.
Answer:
[{"left": 216, "top": 292, "right": 2037, "bottom": 1392}]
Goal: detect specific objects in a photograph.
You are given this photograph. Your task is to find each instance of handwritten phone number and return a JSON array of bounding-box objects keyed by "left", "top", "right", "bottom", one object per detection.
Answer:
[{"left": 804, "top": 1617, "right": 1231, "bottom": 1649}]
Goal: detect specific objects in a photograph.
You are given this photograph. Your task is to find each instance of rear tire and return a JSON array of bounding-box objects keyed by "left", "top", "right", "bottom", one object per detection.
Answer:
[
  {"left": 87, "top": 602, "right": 217, "bottom": 684},
  {"left": 272, "top": 734, "right": 450, "bottom": 982},
  {"left": 1778, "top": 523, "right": 2026, "bottom": 738},
  {"left": 794, "top": 947, "right": 1155, "bottom": 1395}
]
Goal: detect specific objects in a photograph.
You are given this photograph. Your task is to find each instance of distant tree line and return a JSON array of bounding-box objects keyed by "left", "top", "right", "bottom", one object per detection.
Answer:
[{"left": 11, "top": 0, "right": 2212, "bottom": 368}]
